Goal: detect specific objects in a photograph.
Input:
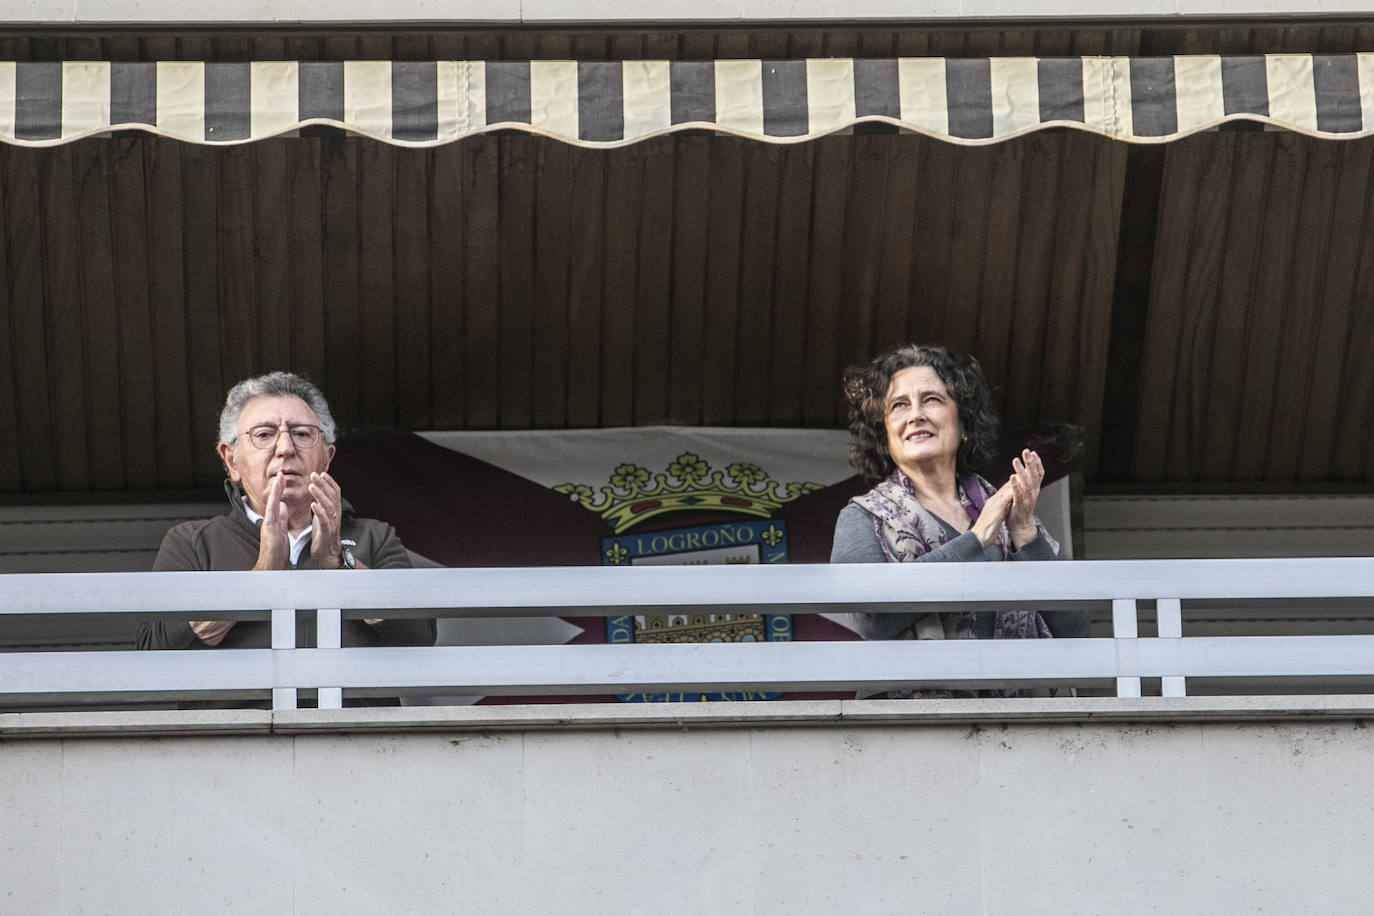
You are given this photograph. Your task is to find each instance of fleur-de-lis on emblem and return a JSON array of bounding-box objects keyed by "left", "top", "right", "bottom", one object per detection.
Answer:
[
  {"left": 604, "top": 541, "right": 630, "bottom": 565},
  {"left": 760, "top": 524, "right": 784, "bottom": 548},
  {"left": 668, "top": 452, "right": 710, "bottom": 482},
  {"left": 727, "top": 462, "right": 766, "bottom": 486},
  {"left": 610, "top": 463, "right": 651, "bottom": 493}
]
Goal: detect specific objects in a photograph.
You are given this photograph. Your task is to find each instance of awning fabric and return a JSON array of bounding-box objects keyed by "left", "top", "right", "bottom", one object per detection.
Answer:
[{"left": 3, "top": 55, "right": 1371, "bottom": 148}]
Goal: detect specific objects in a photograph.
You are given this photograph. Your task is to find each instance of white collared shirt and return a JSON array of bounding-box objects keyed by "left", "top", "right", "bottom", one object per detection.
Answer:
[{"left": 241, "top": 498, "right": 312, "bottom": 566}]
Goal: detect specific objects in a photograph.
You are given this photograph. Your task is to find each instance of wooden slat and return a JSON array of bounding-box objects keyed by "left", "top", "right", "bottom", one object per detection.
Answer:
[
  {"left": 1302, "top": 141, "right": 1372, "bottom": 480},
  {"left": 143, "top": 139, "right": 194, "bottom": 489},
  {"left": 0, "top": 35, "right": 29, "bottom": 60},
  {"left": 750, "top": 30, "right": 789, "bottom": 59},
  {"left": 643, "top": 29, "right": 679, "bottom": 61},
  {"left": 216, "top": 144, "right": 258, "bottom": 388},
  {"left": 43, "top": 145, "right": 91, "bottom": 491},
  {"left": 71, "top": 140, "right": 123, "bottom": 490},
  {"left": 734, "top": 142, "right": 782, "bottom": 425},
  {"left": 1037, "top": 137, "right": 1090, "bottom": 428},
  {"left": 320, "top": 138, "right": 362, "bottom": 423},
  {"left": 564, "top": 144, "right": 606, "bottom": 429},
  {"left": 941, "top": 144, "right": 996, "bottom": 359},
  {"left": 286, "top": 139, "right": 327, "bottom": 384},
  {"left": 104, "top": 34, "right": 140, "bottom": 62},
  {"left": 393, "top": 147, "right": 432, "bottom": 430},
  {"left": 1202, "top": 135, "right": 1270, "bottom": 480},
  {"left": 249, "top": 33, "right": 287, "bottom": 62},
  {"left": 0, "top": 150, "right": 21, "bottom": 490},
  {"left": 537, "top": 32, "right": 572, "bottom": 61},
  {"left": 1267, "top": 140, "right": 1341, "bottom": 480},
  {"left": 530, "top": 139, "right": 570, "bottom": 429},
  {"left": 497, "top": 135, "right": 536, "bottom": 429},
  {"left": 178, "top": 34, "right": 213, "bottom": 64},
  {"left": 1033, "top": 28, "right": 1074, "bottom": 57},
  {"left": 768, "top": 142, "right": 815, "bottom": 425},
  {"left": 252, "top": 140, "right": 291, "bottom": 373},
  {"left": 892, "top": 28, "right": 930, "bottom": 57},
  {"left": 666, "top": 135, "right": 710, "bottom": 425},
  {"left": 801, "top": 135, "right": 850, "bottom": 427},
  {"left": 1075, "top": 137, "right": 1128, "bottom": 479},
  {"left": 3, "top": 24, "right": 1372, "bottom": 67},
  {"left": 429, "top": 143, "right": 465, "bottom": 428},
  {"left": 909, "top": 138, "right": 957, "bottom": 349},
  {"left": 632, "top": 136, "right": 675, "bottom": 425},
  {"left": 1167, "top": 136, "right": 1228, "bottom": 480},
  {"left": 970, "top": 139, "right": 1025, "bottom": 404},
  {"left": 1332, "top": 155, "right": 1374, "bottom": 480},
  {"left": 209, "top": 33, "right": 250, "bottom": 63},
  {"left": 179, "top": 143, "right": 226, "bottom": 487},
  {"left": 700, "top": 137, "right": 745, "bottom": 425},
  {"left": 1233, "top": 136, "right": 1307, "bottom": 481},
  {"left": 428, "top": 34, "right": 463, "bottom": 61},
  {"left": 873, "top": 138, "right": 921, "bottom": 366},
  {"left": 1003, "top": 134, "right": 1063, "bottom": 429},
  {"left": 464, "top": 30, "right": 501, "bottom": 62},
  {"left": 61, "top": 36, "right": 102, "bottom": 62},
  {"left": 390, "top": 30, "right": 427, "bottom": 62},
  {"left": 283, "top": 34, "right": 323, "bottom": 62},
  {"left": 836, "top": 136, "right": 887, "bottom": 363},
  {"left": 855, "top": 29, "right": 894, "bottom": 57},
  {"left": 461, "top": 138, "right": 501, "bottom": 428},
  {"left": 1130, "top": 138, "right": 1198, "bottom": 481},
  {"left": 322, "top": 34, "right": 359, "bottom": 61},
  {"left": 599, "top": 145, "right": 641, "bottom": 428},
  {"left": 358, "top": 140, "right": 397, "bottom": 428},
  {"left": 964, "top": 27, "right": 1003, "bottom": 58}
]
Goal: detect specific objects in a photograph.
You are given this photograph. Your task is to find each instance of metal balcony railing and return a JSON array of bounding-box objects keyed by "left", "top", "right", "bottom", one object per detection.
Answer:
[{"left": 3, "top": 558, "right": 1374, "bottom": 709}]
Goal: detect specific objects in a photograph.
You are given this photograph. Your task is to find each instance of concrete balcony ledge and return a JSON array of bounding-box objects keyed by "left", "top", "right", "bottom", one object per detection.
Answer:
[
  {"left": 8, "top": 693, "right": 1374, "bottom": 912},
  {"left": 5, "top": 694, "right": 1373, "bottom": 740}
]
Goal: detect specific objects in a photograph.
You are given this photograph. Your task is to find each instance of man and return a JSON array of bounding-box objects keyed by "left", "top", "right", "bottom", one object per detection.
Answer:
[{"left": 136, "top": 371, "right": 436, "bottom": 652}]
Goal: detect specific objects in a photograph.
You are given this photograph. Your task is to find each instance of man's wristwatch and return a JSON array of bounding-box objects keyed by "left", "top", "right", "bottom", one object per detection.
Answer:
[{"left": 339, "top": 545, "right": 357, "bottom": 570}]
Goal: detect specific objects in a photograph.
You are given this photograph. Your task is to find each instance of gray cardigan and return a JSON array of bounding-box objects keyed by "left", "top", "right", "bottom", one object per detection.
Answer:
[{"left": 830, "top": 502, "right": 1088, "bottom": 639}]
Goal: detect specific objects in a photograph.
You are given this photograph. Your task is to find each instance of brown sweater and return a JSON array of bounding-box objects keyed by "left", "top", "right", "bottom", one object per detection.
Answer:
[{"left": 135, "top": 484, "right": 436, "bottom": 651}]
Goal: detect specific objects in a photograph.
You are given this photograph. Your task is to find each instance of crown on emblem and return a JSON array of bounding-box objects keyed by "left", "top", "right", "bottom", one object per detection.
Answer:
[{"left": 555, "top": 453, "right": 822, "bottom": 534}]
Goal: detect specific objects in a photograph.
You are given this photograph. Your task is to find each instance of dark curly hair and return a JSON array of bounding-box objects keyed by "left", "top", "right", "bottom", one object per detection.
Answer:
[{"left": 842, "top": 344, "right": 1000, "bottom": 483}]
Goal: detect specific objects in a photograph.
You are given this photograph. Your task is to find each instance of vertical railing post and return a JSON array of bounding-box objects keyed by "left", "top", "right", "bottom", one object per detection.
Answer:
[
  {"left": 1112, "top": 598, "right": 1142, "bottom": 698},
  {"left": 317, "top": 608, "right": 343, "bottom": 709},
  {"left": 1157, "top": 597, "right": 1186, "bottom": 697},
  {"left": 271, "top": 607, "right": 297, "bottom": 710}
]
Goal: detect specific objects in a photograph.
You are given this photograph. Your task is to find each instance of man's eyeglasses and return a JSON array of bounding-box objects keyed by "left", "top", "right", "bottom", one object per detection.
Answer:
[{"left": 241, "top": 424, "right": 323, "bottom": 450}]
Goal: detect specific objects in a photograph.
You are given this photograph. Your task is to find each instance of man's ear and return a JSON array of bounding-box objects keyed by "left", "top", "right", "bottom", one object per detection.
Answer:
[
  {"left": 218, "top": 441, "right": 242, "bottom": 482},
  {"left": 322, "top": 443, "right": 335, "bottom": 473}
]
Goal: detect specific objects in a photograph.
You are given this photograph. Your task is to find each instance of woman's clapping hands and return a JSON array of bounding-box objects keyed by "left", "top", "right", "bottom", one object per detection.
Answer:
[
  {"left": 1006, "top": 449, "right": 1044, "bottom": 547},
  {"left": 970, "top": 449, "right": 1044, "bottom": 550}
]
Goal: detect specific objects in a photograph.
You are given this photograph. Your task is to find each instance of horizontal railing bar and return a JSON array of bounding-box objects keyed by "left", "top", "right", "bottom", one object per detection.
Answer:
[
  {"left": 6, "top": 635, "right": 1374, "bottom": 701},
  {"left": 3, "top": 557, "right": 1374, "bottom": 616}
]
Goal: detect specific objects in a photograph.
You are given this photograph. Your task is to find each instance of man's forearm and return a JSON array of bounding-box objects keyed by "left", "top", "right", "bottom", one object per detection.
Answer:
[{"left": 189, "top": 620, "right": 234, "bottom": 646}]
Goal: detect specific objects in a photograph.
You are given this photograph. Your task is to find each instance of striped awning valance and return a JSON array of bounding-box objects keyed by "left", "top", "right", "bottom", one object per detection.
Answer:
[{"left": 4, "top": 55, "right": 1372, "bottom": 148}]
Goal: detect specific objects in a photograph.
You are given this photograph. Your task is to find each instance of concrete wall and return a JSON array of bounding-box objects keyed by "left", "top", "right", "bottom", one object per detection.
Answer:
[{"left": 4, "top": 698, "right": 1372, "bottom": 915}]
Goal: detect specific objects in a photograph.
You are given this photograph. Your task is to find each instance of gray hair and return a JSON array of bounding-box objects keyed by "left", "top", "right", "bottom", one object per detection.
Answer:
[{"left": 217, "top": 371, "right": 337, "bottom": 447}]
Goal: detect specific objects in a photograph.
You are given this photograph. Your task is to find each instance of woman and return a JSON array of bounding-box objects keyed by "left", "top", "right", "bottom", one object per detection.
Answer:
[{"left": 831, "top": 344, "right": 1078, "bottom": 655}]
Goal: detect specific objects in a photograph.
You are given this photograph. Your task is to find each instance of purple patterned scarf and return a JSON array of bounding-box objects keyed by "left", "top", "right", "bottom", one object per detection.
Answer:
[{"left": 853, "top": 470, "right": 1055, "bottom": 642}]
